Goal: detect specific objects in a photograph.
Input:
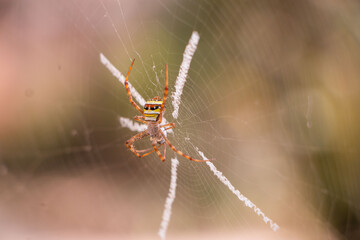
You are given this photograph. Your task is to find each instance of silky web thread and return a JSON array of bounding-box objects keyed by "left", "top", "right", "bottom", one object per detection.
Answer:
[
  {"left": 119, "top": 117, "right": 147, "bottom": 132},
  {"left": 171, "top": 31, "right": 200, "bottom": 119},
  {"left": 158, "top": 158, "right": 179, "bottom": 240},
  {"left": 100, "top": 53, "right": 145, "bottom": 107},
  {"left": 159, "top": 31, "right": 201, "bottom": 239},
  {"left": 197, "top": 149, "right": 280, "bottom": 232}
]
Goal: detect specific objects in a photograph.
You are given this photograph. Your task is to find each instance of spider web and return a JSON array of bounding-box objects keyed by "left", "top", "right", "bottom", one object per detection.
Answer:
[{"left": 1, "top": 0, "right": 360, "bottom": 240}]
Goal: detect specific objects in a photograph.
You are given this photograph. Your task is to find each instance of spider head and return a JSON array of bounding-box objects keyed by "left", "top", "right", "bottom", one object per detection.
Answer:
[{"left": 144, "top": 97, "right": 163, "bottom": 121}]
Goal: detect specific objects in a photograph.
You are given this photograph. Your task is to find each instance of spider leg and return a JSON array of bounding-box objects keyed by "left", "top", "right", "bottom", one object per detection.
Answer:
[
  {"left": 134, "top": 116, "right": 147, "bottom": 124},
  {"left": 160, "top": 123, "right": 175, "bottom": 131},
  {"left": 125, "top": 130, "right": 151, "bottom": 158},
  {"left": 124, "top": 59, "right": 144, "bottom": 114},
  {"left": 159, "top": 131, "right": 209, "bottom": 162},
  {"left": 139, "top": 143, "right": 165, "bottom": 158},
  {"left": 158, "top": 64, "right": 168, "bottom": 123},
  {"left": 153, "top": 143, "right": 166, "bottom": 162},
  {"left": 137, "top": 148, "right": 156, "bottom": 158},
  {"left": 163, "top": 144, "right": 166, "bottom": 160},
  {"left": 135, "top": 147, "right": 154, "bottom": 153},
  {"left": 126, "top": 131, "right": 166, "bottom": 158}
]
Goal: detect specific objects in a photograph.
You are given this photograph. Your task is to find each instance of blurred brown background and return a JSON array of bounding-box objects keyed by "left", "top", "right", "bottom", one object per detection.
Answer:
[{"left": 1, "top": 0, "right": 360, "bottom": 239}]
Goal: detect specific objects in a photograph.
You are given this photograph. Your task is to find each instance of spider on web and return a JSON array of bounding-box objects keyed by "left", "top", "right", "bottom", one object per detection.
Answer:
[
  {"left": 100, "top": 31, "right": 279, "bottom": 237},
  {"left": 124, "top": 59, "right": 209, "bottom": 162}
]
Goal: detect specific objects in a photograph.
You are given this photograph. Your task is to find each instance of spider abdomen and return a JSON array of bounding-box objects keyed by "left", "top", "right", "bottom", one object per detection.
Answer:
[{"left": 148, "top": 123, "right": 164, "bottom": 144}]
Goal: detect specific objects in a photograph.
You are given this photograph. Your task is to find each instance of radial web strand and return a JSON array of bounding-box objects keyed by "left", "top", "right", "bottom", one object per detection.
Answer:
[
  {"left": 158, "top": 158, "right": 179, "bottom": 240},
  {"left": 197, "top": 149, "right": 280, "bottom": 232},
  {"left": 100, "top": 53, "right": 146, "bottom": 107},
  {"left": 171, "top": 31, "right": 200, "bottom": 119},
  {"left": 119, "top": 117, "right": 146, "bottom": 132}
]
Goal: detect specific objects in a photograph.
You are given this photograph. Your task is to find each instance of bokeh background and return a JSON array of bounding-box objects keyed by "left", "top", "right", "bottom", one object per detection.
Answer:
[{"left": 1, "top": 0, "right": 360, "bottom": 239}]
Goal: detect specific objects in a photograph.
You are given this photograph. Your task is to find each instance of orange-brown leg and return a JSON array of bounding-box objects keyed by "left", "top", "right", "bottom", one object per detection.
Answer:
[
  {"left": 135, "top": 147, "right": 154, "bottom": 153},
  {"left": 158, "top": 64, "right": 168, "bottom": 123},
  {"left": 134, "top": 116, "right": 147, "bottom": 124},
  {"left": 125, "top": 130, "right": 151, "bottom": 158},
  {"left": 124, "top": 59, "right": 144, "bottom": 114},
  {"left": 137, "top": 148, "right": 156, "bottom": 158},
  {"left": 159, "top": 131, "right": 209, "bottom": 162},
  {"left": 160, "top": 123, "right": 175, "bottom": 131},
  {"left": 135, "top": 142, "right": 164, "bottom": 156},
  {"left": 163, "top": 144, "right": 166, "bottom": 160},
  {"left": 153, "top": 143, "right": 166, "bottom": 162}
]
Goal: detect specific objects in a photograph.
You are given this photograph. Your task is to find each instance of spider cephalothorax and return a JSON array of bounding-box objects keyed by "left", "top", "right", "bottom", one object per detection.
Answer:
[
  {"left": 144, "top": 97, "right": 163, "bottom": 122},
  {"left": 123, "top": 59, "right": 208, "bottom": 162}
]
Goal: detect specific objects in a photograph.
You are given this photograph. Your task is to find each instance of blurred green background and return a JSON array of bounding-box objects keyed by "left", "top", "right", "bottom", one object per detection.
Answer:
[{"left": 0, "top": 0, "right": 360, "bottom": 239}]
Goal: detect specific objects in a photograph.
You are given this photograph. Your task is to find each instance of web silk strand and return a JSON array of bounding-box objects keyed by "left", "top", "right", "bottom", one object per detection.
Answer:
[
  {"left": 171, "top": 31, "right": 200, "bottom": 119},
  {"left": 119, "top": 116, "right": 170, "bottom": 136},
  {"left": 197, "top": 149, "right": 280, "bottom": 232},
  {"left": 100, "top": 53, "right": 146, "bottom": 107},
  {"left": 119, "top": 117, "right": 147, "bottom": 132},
  {"left": 158, "top": 158, "right": 179, "bottom": 240}
]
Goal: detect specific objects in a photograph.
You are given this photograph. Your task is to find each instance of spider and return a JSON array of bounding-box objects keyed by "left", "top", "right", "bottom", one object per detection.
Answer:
[{"left": 124, "top": 59, "right": 208, "bottom": 162}]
